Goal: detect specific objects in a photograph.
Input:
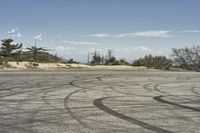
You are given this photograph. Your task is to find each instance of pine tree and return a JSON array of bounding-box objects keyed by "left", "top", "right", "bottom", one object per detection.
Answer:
[
  {"left": 27, "top": 46, "right": 47, "bottom": 62},
  {"left": 0, "top": 39, "right": 22, "bottom": 60}
]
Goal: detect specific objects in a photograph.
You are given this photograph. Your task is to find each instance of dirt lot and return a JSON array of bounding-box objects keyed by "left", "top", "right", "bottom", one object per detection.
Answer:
[{"left": 0, "top": 71, "right": 200, "bottom": 133}]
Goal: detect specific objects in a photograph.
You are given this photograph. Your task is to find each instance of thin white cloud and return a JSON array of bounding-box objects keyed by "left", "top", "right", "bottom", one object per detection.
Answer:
[
  {"left": 61, "top": 40, "right": 99, "bottom": 45},
  {"left": 8, "top": 27, "right": 23, "bottom": 38},
  {"left": 133, "top": 31, "right": 171, "bottom": 38},
  {"left": 9, "top": 33, "right": 23, "bottom": 38},
  {"left": 117, "top": 33, "right": 136, "bottom": 38},
  {"left": 115, "top": 46, "right": 151, "bottom": 53},
  {"left": 54, "top": 35, "right": 62, "bottom": 40},
  {"left": 133, "top": 46, "right": 151, "bottom": 52},
  {"left": 86, "top": 29, "right": 200, "bottom": 39},
  {"left": 8, "top": 27, "right": 18, "bottom": 34},
  {"left": 178, "top": 30, "right": 200, "bottom": 33},
  {"left": 55, "top": 46, "right": 77, "bottom": 53},
  {"left": 88, "top": 30, "right": 171, "bottom": 38},
  {"left": 16, "top": 33, "right": 23, "bottom": 38},
  {"left": 88, "top": 33, "right": 111, "bottom": 38},
  {"left": 34, "top": 34, "right": 42, "bottom": 41}
]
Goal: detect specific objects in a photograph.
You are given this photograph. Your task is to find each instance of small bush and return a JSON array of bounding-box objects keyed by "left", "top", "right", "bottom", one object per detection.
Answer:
[
  {"left": 66, "top": 59, "right": 79, "bottom": 64},
  {"left": 25, "top": 62, "right": 39, "bottom": 68},
  {"left": 32, "top": 63, "right": 39, "bottom": 66},
  {"left": 119, "top": 59, "right": 129, "bottom": 65},
  {"left": 105, "top": 57, "right": 117, "bottom": 65},
  {"left": 112, "top": 60, "right": 120, "bottom": 65}
]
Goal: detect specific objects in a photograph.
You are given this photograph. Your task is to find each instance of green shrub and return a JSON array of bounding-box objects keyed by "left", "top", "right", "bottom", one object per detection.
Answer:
[
  {"left": 112, "top": 60, "right": 120, "bottom": 65},
  {"left": 133, "top": 55, "right": 172, "bottom": 69},
  {"left": 66, "top": 59, "right": 79, "bottom": 64},
  {"left": 32, "top": 63, "right": 39, "bottom": 66},
  {"left": 105, "top": 57, "right": 117, "bottom": 65},
  {"left": 119, "top": 59, "right": 129, "bottom": 65},
  {"left": 25, "top": 62, "right": 39, "bottom": 68}
]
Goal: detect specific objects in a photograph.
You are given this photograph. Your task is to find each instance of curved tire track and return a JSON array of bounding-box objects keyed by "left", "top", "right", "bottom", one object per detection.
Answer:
[
  {"left": 63, "top": 75, "right": 109, "bottom": 129},
  {"left": 153, "top": 96, "right": 200, "bottom": 112},
  {"left": 63, "top": 80, "right": 89, "bottom": 128},
  {"left": 93, "top": 97, "right": 174, "bottom": 133},
  {"left": 191, "top": 86, "right": 200, "bottom": 95}
]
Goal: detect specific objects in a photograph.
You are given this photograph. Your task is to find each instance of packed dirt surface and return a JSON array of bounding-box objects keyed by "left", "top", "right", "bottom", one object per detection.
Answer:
[{"left": 0, "top": 71, "right": 200, "bottom": 133}]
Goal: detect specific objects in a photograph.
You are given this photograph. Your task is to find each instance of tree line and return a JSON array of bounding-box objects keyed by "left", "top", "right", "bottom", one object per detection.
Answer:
[
  {"left": 89, "top": 46, "right": 200, "bottom": 71},
  {"left": 89, "top": 49, "right": 129, "bottom": 65},
  {"left": 132, "top": 46, "right": 200, "bottom": 71},
  {"left": 0, "top": 38, "right": 200, "bottom": 71}
]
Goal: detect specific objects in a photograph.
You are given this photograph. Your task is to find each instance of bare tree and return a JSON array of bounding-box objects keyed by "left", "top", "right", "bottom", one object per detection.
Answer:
[
  {"left": 101, "top": 54, "right": 105, "bottom": 65},
  {"left": 172, "top": 46, "right": 200, "bottom": 71},
  {"left": 107, "top": 49, "right": 114, "bottom": 60},
  {"left": 87, "top": 51, "right": 90, "bottom": 64}
]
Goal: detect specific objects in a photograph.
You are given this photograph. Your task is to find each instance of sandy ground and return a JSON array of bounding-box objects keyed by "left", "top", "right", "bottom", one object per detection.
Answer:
[
  {"left": 0, "top": 71, "right": 200, "bottom": 133},
  {"left": 0, "top": 62, "right": 147, "bottom": 71}
]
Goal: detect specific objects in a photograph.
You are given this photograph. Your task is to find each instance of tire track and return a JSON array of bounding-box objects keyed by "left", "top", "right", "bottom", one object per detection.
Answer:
[
  {"left": 153, "top": 83, "right": 169, "bottom": 95},
  {"left": 64, "top": 75, "right": 109, "bottom": 129},
  {"left": 191, "top": 86, "right": 200, "bottom": 95},
  {"left": 153, "top": 82, "right": 200, "bottom": 102},
  {"left": 110, "top": 85, "right": 153, "bottom": 97},
  {"left": 93, "top": 97, "right": 174, "bottom": 133},
  {"left": 153, "top": 96, "right": 200, "bottom": 112},
  {"left": 63, "top": 76, "right": 106, "bottom": 128},
  {"left": 152, "top": 80, "right": 200, "bottom": 97},
  {"left": 143, "top": 82, "right": 154, "bottom": 92}
]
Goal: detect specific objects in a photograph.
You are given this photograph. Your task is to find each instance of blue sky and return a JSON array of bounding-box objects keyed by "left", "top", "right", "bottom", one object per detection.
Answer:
[{"left": 0, "top": 0, "right": 200, "bottom": 62}]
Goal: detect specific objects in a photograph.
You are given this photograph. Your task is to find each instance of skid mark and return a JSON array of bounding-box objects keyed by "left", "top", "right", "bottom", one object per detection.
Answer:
[
  {"left": 153, "top": 96, "right": 200, "bottom": 112},
  {"left": 94, "top": 97, "right": 174, "bottom": 133}
]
